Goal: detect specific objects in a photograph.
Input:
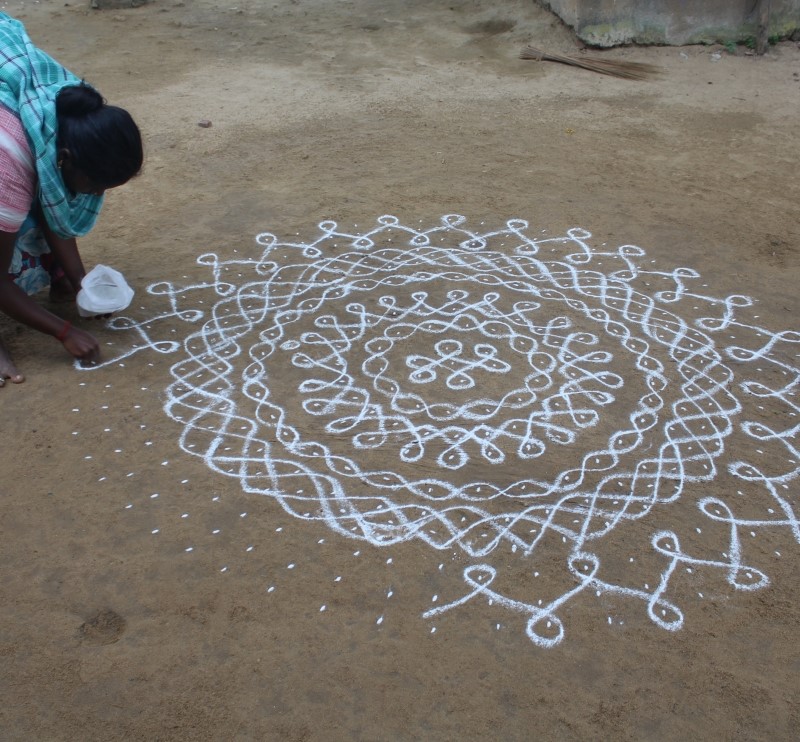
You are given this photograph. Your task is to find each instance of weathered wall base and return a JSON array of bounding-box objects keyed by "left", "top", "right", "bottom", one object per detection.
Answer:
[{"left": 538, "top": 0, "right": 800, "bottom": 46}]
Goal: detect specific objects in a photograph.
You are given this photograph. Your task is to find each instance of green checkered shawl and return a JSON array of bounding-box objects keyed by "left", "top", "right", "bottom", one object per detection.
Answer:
[{"left": 0, "top": 12, "right": 103, "bottom": 238}]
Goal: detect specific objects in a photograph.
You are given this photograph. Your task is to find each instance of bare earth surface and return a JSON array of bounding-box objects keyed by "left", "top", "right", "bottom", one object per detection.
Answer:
[{"left": 1, "top": 0, "right": 799, "bottom": 739}]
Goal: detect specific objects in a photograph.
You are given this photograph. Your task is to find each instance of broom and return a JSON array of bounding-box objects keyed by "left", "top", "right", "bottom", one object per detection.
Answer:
[{"left": 520, "top": 45, "right": 661, "bottom": 80}]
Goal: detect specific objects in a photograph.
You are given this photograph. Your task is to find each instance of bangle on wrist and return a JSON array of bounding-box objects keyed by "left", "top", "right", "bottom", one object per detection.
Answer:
[{"left": 55, "top": 320, "right": 72, "bottom": 342}]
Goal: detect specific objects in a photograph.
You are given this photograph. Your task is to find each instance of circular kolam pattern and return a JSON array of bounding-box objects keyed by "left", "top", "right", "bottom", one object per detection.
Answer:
[{"left": 85, "top": 215, "right": 799, "bottom": 647}]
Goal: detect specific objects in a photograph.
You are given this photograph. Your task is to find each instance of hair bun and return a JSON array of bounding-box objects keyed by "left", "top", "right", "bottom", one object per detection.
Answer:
[{"left": 56, "top": 83, "right": 105, "bottom": 118}]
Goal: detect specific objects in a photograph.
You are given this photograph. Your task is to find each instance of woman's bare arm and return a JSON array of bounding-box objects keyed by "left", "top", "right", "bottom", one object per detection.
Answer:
[
  {"left": 36, "top": 202, "right": 86, "bottom": 294},
  {"left": 0, "top": 230, "right": 100, "bottom": 363}
]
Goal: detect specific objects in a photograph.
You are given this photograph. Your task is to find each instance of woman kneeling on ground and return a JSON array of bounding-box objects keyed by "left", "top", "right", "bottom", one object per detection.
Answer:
[{"left": 0, "top": 12, "right": 143, "bottom": 386}]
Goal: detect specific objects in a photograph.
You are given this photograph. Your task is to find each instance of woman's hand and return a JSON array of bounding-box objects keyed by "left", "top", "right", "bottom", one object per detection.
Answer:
[
  {"left": 1, "top": 230, "right": 101, "bottom": 367},
  {"left": 60, "top": 324, "right": 100, "bottom": 365}
]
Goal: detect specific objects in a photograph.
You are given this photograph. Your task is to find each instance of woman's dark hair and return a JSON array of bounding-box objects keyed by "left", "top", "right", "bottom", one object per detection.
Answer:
[{"left": 56, "top": 83, "right": 143, "bottom": 189}]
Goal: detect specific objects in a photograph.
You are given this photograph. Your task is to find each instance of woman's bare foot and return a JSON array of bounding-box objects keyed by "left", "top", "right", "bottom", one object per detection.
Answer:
[{"left": 0, "top": 336, "right": 24, "bottom": 386}]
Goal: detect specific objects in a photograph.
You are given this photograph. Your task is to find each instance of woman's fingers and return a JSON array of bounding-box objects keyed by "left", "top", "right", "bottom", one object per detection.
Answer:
[{"left": 61, "top": 325, "right": 100, "bottom": 363}]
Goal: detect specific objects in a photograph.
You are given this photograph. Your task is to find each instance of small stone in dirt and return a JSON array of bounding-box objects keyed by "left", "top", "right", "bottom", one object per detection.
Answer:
[{"left": 197, "top": 119, "right": 213, "bottom": 128}]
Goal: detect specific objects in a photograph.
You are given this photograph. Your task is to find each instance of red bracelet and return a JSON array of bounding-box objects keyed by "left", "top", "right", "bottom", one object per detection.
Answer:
[{"left": 55, "top": 320, "right": 72, "bottom": 342}]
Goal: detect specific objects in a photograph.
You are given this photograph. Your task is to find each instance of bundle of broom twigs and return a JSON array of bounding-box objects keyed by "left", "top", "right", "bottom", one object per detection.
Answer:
[{"left": 520, "top": 45, "right": 661, "bottom": 80}]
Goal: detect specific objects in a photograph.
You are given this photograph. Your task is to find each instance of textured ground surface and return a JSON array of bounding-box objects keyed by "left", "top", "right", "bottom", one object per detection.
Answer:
[{"left": 1, "top": 0, "right": 799, "bottom": 739}]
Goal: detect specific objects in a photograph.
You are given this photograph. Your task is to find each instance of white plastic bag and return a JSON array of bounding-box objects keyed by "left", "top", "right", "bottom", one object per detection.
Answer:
[{"left": 76, "top": 264, "right": 134, "bottom": 317}]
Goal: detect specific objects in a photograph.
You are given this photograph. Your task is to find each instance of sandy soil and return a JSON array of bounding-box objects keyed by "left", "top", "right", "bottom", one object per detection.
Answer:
[{"left": 1, "top": 0, "right": 799, "bottom": 739}]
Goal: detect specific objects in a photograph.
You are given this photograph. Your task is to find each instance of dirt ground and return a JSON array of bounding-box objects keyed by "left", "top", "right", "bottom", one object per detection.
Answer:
[{"left": 1, "top": 0, "right": 799, "bottom": 739}]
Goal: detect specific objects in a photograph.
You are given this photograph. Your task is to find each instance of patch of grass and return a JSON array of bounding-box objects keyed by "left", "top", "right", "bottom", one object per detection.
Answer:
[{"left": 742, "top": 33, "right": 781, "bottom": 51}]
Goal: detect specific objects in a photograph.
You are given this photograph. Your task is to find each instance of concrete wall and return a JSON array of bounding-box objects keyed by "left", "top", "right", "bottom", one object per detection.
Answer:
[{"left": 539, "top": 0, "right": 800, "bottom": 46}]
